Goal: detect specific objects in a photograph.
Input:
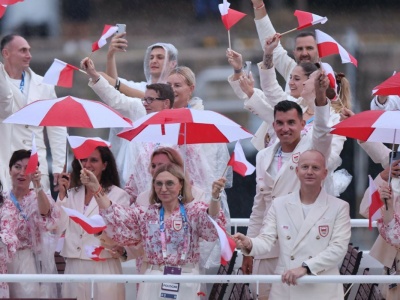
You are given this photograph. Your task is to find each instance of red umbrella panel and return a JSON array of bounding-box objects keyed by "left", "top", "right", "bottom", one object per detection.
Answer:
[
  {"left": 330, "top": 110, "right": 400, "bottom": 144},
  {"left": 117, "top": 108, "right": 253, "bottom": 144},
  {"left": 372, "top": 72, "right": 400, "bottom": 96},
  {"left": 3, "top": 95, "right": 133, "bottom": 128}
]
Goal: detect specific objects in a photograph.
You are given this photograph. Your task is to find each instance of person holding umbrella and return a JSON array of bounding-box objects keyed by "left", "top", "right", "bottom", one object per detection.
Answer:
[
  {"left": 0, "top": 34, "right": 66, "bottom": 192},
  {"left": 5, "top": 149, "right": 61, "bottom": 298},
  {"left": 56, "top": 143, "right": 130, "bottom": 300},
  {"left": 85, "top": 162, "right": 226, "bottom": 299}
]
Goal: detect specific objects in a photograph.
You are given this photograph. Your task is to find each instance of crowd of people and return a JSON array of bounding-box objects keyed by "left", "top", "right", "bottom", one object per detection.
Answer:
[{"left": 0, "top": 0, "right": 398, "bottom": 299}]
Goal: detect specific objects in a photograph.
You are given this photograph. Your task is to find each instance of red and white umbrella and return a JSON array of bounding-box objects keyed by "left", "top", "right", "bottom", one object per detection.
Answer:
[
  {"left": 3, "top": 95, "right": 132, "bottom": 128},
  {"left": 331, "top": 110, "right": 400, "bottom": 144},
  {"left": 117, "top": 108, "right": 253, "bottom": 144},
  {"left": 372, "top": 72, "right": 400, "bottom": 96}
]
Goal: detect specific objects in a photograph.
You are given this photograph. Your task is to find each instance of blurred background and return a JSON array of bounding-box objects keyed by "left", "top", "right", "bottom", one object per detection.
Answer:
[{"left": 1, "top": 0, "right": 399, "bottom": 247}]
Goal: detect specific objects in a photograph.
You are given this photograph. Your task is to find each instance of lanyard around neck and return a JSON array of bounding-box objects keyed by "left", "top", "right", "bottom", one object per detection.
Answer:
[
  {"left": 159, "top": 202, "right": 189, "bottom": 263},
  {"left": 20, "top": 71, "right": 25, "bottom": 93},
  {"left": 10, "top": 191, "right": 27, "bottom": 220}
]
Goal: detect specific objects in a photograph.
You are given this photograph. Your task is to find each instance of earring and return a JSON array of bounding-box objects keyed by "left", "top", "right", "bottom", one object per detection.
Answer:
[{"left": 177, "top": 191, "right": 183, "bottom": 202}]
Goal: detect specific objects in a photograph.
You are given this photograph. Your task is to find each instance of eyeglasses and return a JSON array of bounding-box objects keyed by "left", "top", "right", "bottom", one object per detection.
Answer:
[
  {"left": 142, "top": 97, "right": 166, "bottom": 105},
  {"left": 154, "top": 180, "right": 177, "bottom": 189}
]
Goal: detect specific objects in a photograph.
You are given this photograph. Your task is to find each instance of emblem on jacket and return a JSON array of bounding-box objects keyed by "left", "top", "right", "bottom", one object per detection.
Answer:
[
  {"left": 292, "top": 152, "right": 300, "bottom": 164},
  {"left": 173, "top": 219, "right": 183, "bottom": 231},
  {"left": 318, "top": 225, "right": 329, "bottom": 237}
]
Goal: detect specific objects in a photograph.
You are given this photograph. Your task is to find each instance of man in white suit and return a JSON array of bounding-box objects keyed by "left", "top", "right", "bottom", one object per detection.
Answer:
[
  {"left": 235, "top": 150, "right": 351, "bottom": 300},
  {"left": 0, "top": 34, "right": 66, "bottom": 192},
  {"left": 242, "top": 70, "right": 336, "bottom": 299}
]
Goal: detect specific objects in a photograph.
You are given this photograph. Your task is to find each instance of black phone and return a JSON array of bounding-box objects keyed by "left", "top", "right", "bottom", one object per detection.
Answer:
[{"left": 390, "top": 151, "right": 400, "bottom": 164}]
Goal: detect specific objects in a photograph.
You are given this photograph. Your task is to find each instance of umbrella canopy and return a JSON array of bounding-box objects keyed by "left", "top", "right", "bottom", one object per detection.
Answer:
[
  {"left": 331, "top": 110, "right": 400, "bottom": 144},
  {"left": 372, "top": 72, "right": 400, "bottom": 96},
  {"left": 117, "top": 108, "right": 253, "bottom": 144},
  {"left": 3, "top": 95, "right": 133, "bottom": 128}
]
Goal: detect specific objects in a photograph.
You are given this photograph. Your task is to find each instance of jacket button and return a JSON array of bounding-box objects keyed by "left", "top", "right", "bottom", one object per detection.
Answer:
[
  {"left": 316, "top": 236, "right": 320, "bottom": 240},
  {"left": 260, "top": 188, "right": 264, "bottom": 191},
  {"left": 79, "top": 234, "right": 83, "bottom": 238},
  {"left": 290, "top": 256, "right": 294, "bottom": 260},
  {"left": 77, "top": 247, "right": 81, "bottom": 251},
  {"left": 25, "top": 125, "right": 29, "bottom": 128},
  {"left": 286, "top": 236, "right": 291, "bottom": 240},
  {"left": 309, "top": 256, "right": 312, "bottom": 259},
  {"left": 272, "top": 196, "right": 275, "bottom": 200},
  {"left": 290, "top": 166, "right": 294, "bottom": 170}
]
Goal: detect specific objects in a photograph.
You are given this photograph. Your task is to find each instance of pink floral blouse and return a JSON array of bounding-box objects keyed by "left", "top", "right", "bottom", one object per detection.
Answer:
[
  {"left": 377, "top": 213, "right": 400, "bottom": 249},
  {"left": 101, "top": 201, "right": 226, "bottom": 266},
  {"left": 4, "top": 190, "right": 60, "bottom": 251}
]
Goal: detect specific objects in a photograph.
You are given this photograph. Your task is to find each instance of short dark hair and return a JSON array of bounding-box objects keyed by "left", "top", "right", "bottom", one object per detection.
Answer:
[
  {"left": 298, "top": 62, "right": 318, "bottom": 77},
  {"left": 274, "top": 100, "right": 303, "bottom": 119},
  {"left": 146, "top": 83, "right": 175, "bottom": 108},
  {"left": 295, "top": 31, "right": 316, "bottom": 42},
  {"left": 1, "top": 34, "right": 17, "bottom": 53},
  {"left": 70, "top": 146, "right": 120, "bottom": 190},
  {"left": 9, "top": 149, "right": 38, "bottom": 170}
]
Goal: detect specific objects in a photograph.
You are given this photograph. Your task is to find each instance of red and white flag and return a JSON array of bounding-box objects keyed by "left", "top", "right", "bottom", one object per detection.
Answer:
[
  {"left": 92, "top": 24, "right": 118, "bottom": 52},
  {"left": 315, "top": 30, "right": 358, "bottom": 67},
  {"left": 218, "top": 0, "right": 246, "bottom": 30},
  {"left": 294, "top": 10, "right": 328, "bottom": 30},
  {"left": 227, "top": 141, "right": 255, "bottom": 177},
  {"left": 0, "top": 0, "right": 23, "bottom": 4},
  {"left": 43, "top": 59, "right": 79, "bottom": 88},
  {"left": 61, "top": 207, "right": 106, "bottom": 234},
  {"left": 25, "top": 133, "right": 38, "bottom": 175},
  {"left": 321, "top": 62, "right": 338, "bottom": 101},
  {"left": 368, "top": 175, "right": 383, "bottom": 230},
  {"left": 67, "top": 136, "right": 111, "bottom": 159},
  {"left": 85, "top": 245, "right": 106, "bottom": 261},
  {"left": 0, "top": 5, "right": 7, "bottom": 18},
  {"left": 208, "top": 216, "right": 236, "bottom": 265}
]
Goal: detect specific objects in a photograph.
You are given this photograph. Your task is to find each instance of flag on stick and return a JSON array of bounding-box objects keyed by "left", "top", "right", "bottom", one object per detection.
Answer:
[
  {"left": 315, "top": 30, "right": 358, "bottom": 67},
  {"left": 294, "top": 10, "right": 328, "bottom": 30},
  {"left": 62, "top": 207, "right": 106, "bottom": 234},
  {"left": 208, "top": 216, "right": 236, "bottom": 265},
  {"left": 218, "top": 0, "right": 246, "bottom": 30},
  {"left": 25, "top": 133, "right": 38, "bottom": 175},
  {"left": 227, "top": 141, "right": 255, "bottom": 177},
  {"left": 92, "top": 24, "right": 118, "bottom": 52},
  {"left": 67, "top": 136, "right": 111, "bottom": 159},
  {"left": 43, "top": 59, "right": 80, "bottom": 88},
  {"left": 321, "top": 62, "right": 338, "bottom": 101},
  {"left": 368, "top": 175, "right": 383, "bottom": 230}
]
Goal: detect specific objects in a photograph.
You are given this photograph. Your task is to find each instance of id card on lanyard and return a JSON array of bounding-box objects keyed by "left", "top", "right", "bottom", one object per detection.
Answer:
[{"left": 159, "top": 202, "right": 189, "bottom": 299}]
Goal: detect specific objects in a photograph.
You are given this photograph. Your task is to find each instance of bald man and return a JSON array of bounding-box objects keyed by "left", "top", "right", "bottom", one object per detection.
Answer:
[{"left": 235, "top": 150, "right": 351, "bottom": 300}]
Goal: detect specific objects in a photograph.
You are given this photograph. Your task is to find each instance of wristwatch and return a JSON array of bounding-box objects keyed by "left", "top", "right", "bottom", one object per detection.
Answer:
[{"left": 302, "top": 262, "right": 312, "bottom": 275}]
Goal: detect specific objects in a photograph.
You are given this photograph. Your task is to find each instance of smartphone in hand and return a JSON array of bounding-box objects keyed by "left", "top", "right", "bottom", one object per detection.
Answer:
[
  {"left": 116, "top": 24, "right": 126, "bottom": 34},
  {"left": 244, "top": 61, "right": 252, "bottom": 76}
]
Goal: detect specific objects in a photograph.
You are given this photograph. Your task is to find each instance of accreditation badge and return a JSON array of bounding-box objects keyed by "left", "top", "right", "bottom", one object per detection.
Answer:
[{"left": 159, "top": 266, "right": 182, "bottom": 299}]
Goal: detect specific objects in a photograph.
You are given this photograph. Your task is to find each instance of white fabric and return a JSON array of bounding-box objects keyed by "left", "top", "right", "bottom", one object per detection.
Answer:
[{"left": 370, "top": 95, "right": 400, "bottom": 111}]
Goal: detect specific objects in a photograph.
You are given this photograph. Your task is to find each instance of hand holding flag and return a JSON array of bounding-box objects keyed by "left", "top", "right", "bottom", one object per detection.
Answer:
[
  {"left": 85, "top": 245, "right": 106, "bottom": 261},
  {"left": 368, "top": 175, "right": 383, "bottom": 230},
  {"left": 25, "top": 133, "right": 38, "bottom": 175}
]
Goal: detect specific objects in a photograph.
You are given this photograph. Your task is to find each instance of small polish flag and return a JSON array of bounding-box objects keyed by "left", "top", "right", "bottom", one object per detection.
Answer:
[
  {"left": 218, "top": 0, "right": 246, "bottom": 30},
  {"left": 368, "top": 175, "right": 383, "bottom": 230},
  {"left": 85, "top": 245, "right": 106, "bottom": 261},
  {"left": 321, "top": 62, "right": 338, "bottom": 101},
  {"left": 315, "top": 30, "right": 358, "bottom": 67},
  {"left": 0, "top": 0, "right": 23, "bottom": 4},
  {"left": 43, "top": 59, "right": 79, "bottom": 88},
  {"left": 208, "top": 216, "right": 236, "bottom": 265},
  {"left": 62, "top": 207, "right": 106, "bottom": 234},
  {"left": 92, "top": 24, "right": 118, "bottom": 52},
  {"left": 25, "top": 133, "right": 38, "bottom": 175},
  {"left": 67, "top": 136, "right": 111, "bottom": 160},
  {"left": 0, "top": 5, "right": 7, "bottom": 18},
  {"left": 227, "top": 141, "right": 255, "bottom": 177},
  {"left": 294, "top": 10, "right": 328, "bottom": 30}
]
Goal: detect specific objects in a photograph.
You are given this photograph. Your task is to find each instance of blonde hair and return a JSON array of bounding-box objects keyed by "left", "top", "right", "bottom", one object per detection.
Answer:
[
  {"left": 331, "top": 73, "right": 352, "bottom": 113},
  {"left": 169, "top": 66, "right": 196, "bottom": 87},
  {"left": 149, "top": 147, "right": 184, "bottom": 173}
]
